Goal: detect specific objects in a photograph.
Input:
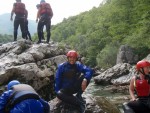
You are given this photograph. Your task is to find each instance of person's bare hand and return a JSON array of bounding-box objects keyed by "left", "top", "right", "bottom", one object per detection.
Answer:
[
  {"left": 82, "top": 79, "right": 87, "bottom": 91},
  {"left": 131, "top": 98, "right": 137, "bottom": 101}
]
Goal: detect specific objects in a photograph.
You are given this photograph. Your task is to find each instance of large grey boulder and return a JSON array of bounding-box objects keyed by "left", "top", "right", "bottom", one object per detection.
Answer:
[
  {"left": 0, "top": 39, "right": 67, "bottom": 100},
  {"left": 116, "top": 45, "right": 138, "bottom": 64},
  {"left": 94, "top": 54, "right": 150, "bottom": 86},
  {"left": 93, "top": 63, "right": 133, "bottom": 85}
]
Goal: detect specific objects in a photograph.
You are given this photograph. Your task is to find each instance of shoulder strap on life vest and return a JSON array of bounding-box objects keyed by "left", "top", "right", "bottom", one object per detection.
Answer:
[{"left": 134, "top": 76, "right": 140, "bottom": 88}]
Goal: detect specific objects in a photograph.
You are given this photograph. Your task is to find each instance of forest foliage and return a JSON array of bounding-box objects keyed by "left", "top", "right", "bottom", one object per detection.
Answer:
[
  {"left": 50, "top": 0, "right": 150, "bottom": 68},
  {"left": 0, "top": 34, "right": 13, "bottom": 43},
  {"left": 1, "top": 0, "right": 150, "bottom": 68}
]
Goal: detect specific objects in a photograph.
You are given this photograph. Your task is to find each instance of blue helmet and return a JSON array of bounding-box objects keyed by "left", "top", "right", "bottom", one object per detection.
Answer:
[
  {"left": 7, "top": 80, "right": 20, "bottom": 90},
  {"left": 40, "top": 0, "right": 45, "bottom": 3}
]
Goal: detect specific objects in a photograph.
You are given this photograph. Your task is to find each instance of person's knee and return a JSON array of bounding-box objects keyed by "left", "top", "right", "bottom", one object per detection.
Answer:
[
  {"left": 37, "top": 29, "right": 41, "bottom": 32},
  {"left": 123, "top": 102, "right": 135, "bottom": 113},
  {"left": 57, "top": 90, "right": 64, "bottom": 100},
  {"left": 46, "top": 28, "right": 50, "bottom": 32},
  {"left": 38, "top": 30, "right": 43, "bottom": 33}
]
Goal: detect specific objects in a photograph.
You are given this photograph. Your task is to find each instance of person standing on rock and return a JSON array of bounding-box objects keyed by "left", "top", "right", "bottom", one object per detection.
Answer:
[
  {"left": 36, "top": 4, "right": 45, "bottom": 40},
  {"left": 24, "top": 9, "right": 32, "bottom": 41},
  {"left": 123, "top": 60, "right": 150, "bottom": 113},
  {"left": 55, "top": 50, "right": 93, "bottom": 113},
  {"left": 10, "top": 0, "right": 26, "bottom": 41},
  {"left": 0, "top": 80, "right": 50, "bottom": 113},
  {"left": 36, "top": 0, "right": 53, "bottom": 44}
]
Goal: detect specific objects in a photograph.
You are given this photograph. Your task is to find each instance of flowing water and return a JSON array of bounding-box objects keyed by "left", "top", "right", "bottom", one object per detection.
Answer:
[{"left": 85, "top": 79, "right": 130, "bottom": 113}]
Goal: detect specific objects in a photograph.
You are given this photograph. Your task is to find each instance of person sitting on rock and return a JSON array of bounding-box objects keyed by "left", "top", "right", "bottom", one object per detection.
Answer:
[
  {"left": 55, "top": 50, "right": 93, "bottom": 113},
  {"left": 123, "top": 60, "right": 150, "bottom": 113},
  {"left": 0, "top": 80, "right": 50, "bottom": 113}
]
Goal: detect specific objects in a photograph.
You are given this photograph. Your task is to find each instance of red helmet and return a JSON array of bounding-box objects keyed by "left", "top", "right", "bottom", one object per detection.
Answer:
[
  {"left": 136, "top": 60, "right": 150, "bottom": 71},
  {"left": 66, "top": 50, "right": 78, "bottom": 58}
]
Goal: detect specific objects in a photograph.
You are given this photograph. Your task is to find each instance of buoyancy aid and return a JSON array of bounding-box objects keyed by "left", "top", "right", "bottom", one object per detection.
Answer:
[
  {"left": 134, "top": 77, "right": 150, "bottom": 97},
  {"left": 5, "top": 84, "right": 40, "bottom": 113},
  {"left": 13, "top": 2, "right": 25, "bottom": 15},
  {"left": 63, "top": 65, "right": 77, "bottom": 79},
  {"left": 62, "top": 63, "right": 77, "bottom": 79},
  {"left": 39, "top": 3, "right": 53, "bottom": 16}
]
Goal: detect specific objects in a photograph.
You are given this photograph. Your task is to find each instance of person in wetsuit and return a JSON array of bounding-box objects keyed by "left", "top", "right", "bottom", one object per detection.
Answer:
[
  {"left": 0, "top": 80, "right": 50, "bottom": 113},
  {"left": 55, "top": 50, "right": 93, "bottom": 113},
  {"left": 24, "top": 9, "right": 32, "bottom": 41},
  {"left": 123, "top": 60, "right": 150, "bottom": 113},
  {"left": 10, "top": 0, "right": 26, "bottom": 41},
  {"left": 36, "top": 0, "right": 53, "bottom": 44},
  {"left": 36, "top": 4, "right": 44, "bottom": 40}
]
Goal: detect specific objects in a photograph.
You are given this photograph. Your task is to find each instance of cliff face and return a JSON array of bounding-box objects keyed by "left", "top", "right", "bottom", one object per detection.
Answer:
[{"left": 0, "top": 39, "right": 67, "bottom": 100}]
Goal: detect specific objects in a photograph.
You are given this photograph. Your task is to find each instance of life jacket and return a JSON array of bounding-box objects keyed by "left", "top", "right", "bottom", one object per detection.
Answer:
[
  {"left": 39, "top": 3, "right": 52, "bottom": 16},
  {"left": 62, "top": 62, "right": 81, "bottom": 80},
  {"left": 5, "top": 84, "right": 40, "bottom": 113},
  {"left": 134, "top": 76, "right": 150, "bottom": 97},
  {"left": 13, "top": 2, "right": 25, "bottom": 15}
]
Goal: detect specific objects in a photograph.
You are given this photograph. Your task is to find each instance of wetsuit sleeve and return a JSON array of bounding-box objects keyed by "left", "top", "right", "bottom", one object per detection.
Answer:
[
  {"left": 0, "top": 90, "right": 12, "bottom": 113},
  {"left": 55, "top": 64, "right": 63, "bottom": 93},
  {"left": 36, "top": 4, "right": 42, "bottom": 21},
  {"left": 10, "top": 3, "right": 16, "bottom": 20},
  {"left": 39, "top": 98, "right": 50, "bottom": 113},
  {"left": 37, "top": 8, "right": 41, "bottom": 19},
  {"left": 78, "top": 63, "right": 93, "bottom": 82}
]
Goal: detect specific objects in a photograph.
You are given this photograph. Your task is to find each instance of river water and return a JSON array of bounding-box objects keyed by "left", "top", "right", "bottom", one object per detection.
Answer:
[{"left": 85, "top": 79, "right": 130, "bottom": 113}]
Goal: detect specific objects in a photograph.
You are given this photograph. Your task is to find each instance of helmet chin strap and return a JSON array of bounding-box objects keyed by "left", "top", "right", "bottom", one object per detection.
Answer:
[
  {"left": 139, "top": 68, "right": 146, "bottom": 76},
  {"left": 139, "top": 68, "right": 150, "bottom": 83}
]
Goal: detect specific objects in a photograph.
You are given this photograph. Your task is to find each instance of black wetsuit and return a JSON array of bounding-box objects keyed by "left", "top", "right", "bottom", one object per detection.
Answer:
[
  {"left": 25, "top": 20, "right": 32, "bottom": 41},
  {"left": 57, "top": 75, "right": 85, "bottom": 105},
  {"left": 37, "top": 14, "right": 51, "bottom": 43},
  {"left": 123, "top": 76, "right": 150, "bottom": 113},
  {"left": 14, "top": 14, "right": 26, "bottom": 41},
  {"left": 127, "top": 97, "right": 150, "bottom": 113}
]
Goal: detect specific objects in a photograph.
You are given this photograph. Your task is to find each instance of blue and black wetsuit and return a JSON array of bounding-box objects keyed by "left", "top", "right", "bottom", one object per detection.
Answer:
[{"left": 55, "top": 61, "right": 93, "bottom": 107}]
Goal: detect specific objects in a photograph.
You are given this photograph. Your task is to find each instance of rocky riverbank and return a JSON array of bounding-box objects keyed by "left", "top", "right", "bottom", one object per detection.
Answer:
[
  {"left": 0, "top": 39, "right": 150, "bottom": 113},
  {"left": 0, "top": 39, "right": 123, "bottom": 113}
]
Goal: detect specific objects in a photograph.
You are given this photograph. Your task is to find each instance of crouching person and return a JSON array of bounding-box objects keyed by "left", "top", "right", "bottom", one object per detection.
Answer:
[
  {"left": 55, "top": 50, "right": 93, "bottom": 113},
  {"left": 0, "top": 80, "right": 50, "bottom": 113}
]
